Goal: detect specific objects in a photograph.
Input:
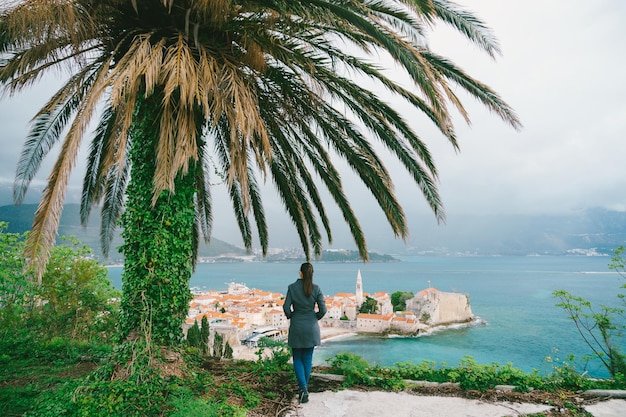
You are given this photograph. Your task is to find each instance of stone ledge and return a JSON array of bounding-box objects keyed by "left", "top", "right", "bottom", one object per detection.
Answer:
[
  {"left": 311, "top": 372, "right": 626, "bottom": 399},
  {"left": 583, "top": 389, "right": 626, "bottom": 399}
]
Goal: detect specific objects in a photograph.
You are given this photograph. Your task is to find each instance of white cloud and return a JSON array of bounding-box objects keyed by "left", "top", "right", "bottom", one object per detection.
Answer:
[{"left": 1, "top": 1, "right": 625, "bottom": 248}]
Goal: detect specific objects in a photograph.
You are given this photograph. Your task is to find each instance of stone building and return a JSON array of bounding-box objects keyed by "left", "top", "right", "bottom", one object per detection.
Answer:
[
  {"left": 356, "top": 313, "right": 394, "bottom": 333},
  {"left": 405, "top": 287, "right": 473, "bottom": 326}
]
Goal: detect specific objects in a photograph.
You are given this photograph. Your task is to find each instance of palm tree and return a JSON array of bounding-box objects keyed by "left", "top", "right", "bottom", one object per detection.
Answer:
[{"left": 0, "top": 0, "right": 520, "bottom": 347}]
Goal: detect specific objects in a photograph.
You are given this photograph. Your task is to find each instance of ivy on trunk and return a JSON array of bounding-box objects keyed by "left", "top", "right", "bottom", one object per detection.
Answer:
[{"left": 119, "top": 93, "right": 197, "bottom": 346}]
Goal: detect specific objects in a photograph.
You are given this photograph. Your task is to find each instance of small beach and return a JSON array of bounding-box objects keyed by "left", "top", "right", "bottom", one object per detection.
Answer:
[{"left": 320, "top": 326, "right": 357, "bottom": 342}]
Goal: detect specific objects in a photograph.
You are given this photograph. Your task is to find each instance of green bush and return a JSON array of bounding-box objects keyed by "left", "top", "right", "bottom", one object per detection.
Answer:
[
  {"left": 22, "top": 380, "right": 82, "bottom": 417},
  {"left": 254, "top": 338, "right": 291, "bottom": 375},
  {"left": 325, "top": 353, "right": 625, "bottom": 392},
  {"left": 328, "top": 352, "right": 375, "bottom": 386},
  {"left": 453, "top": 357, "right": 499, "bottom": 391},
  {"left": 393, "top": 359, "right": 451, "bottom": 383},
  {"left": 72, "top": 378, "right": 169, "bottom": 417},
  {"left": 541, "top": 354, "right": 594, "bottom": 392},
  {"left": 0, "top": 225, "right": 120, "bottom": 346},
  {"left": 554, "top": 245, "right": 626, "bottom": 378},
  {"left": 168, "top": 389, "right": 246, "bottom": 417}
]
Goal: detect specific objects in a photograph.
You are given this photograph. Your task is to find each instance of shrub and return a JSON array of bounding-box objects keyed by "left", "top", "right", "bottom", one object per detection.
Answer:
[
  {"left": 253, "top": 338, "right": 291, "bottom": 375},
  {"left": 396, "top": 359, "right": 454, "bottom": 383},
  {"left": 554, "top": 245, "right": 626, "bottom": 378},
  {"left": 328, "top": 352, "right": 375, "bottom": 386}
]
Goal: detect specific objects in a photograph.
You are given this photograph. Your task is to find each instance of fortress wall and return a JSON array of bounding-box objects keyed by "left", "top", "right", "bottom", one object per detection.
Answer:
[{"left": 435, "top": 292, "right": 473, "bottom": 324}]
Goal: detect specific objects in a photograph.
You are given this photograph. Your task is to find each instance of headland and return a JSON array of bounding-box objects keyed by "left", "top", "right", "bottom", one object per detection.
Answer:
[{"left": 185, "top": 271, "right": 475, "bottom": 360}]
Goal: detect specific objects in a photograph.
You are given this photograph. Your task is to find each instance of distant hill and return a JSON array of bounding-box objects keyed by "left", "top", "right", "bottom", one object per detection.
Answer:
[
  {"left": 0, "top": 203, "right": 247, "bottom": 262},
  {"left": 332, "top": 207, "right": 626, "bottom": 257},
  {"left": 3, "top": 204, "right": 626, "bottom": 258},
  {"left": 397, "top": 208, "right": 626, "bottom": 256},
  {"left": 263, "top": 248, "right": 398, "bottom": 263}
]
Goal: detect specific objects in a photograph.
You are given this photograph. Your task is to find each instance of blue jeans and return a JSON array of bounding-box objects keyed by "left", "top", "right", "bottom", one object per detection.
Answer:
[{"left": 291, "top": 347, "right": 314, "bottom": 390}]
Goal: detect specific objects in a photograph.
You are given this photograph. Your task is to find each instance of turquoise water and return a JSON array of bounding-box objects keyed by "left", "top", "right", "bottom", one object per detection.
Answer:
[{"left": 107, "top": 255, "right": 624, "bottom": 378}]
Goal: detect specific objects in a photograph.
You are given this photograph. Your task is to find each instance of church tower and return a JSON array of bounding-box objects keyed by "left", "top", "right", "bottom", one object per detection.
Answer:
[{"left": 355, "top": 269, "right": 363, "bottom": 308}]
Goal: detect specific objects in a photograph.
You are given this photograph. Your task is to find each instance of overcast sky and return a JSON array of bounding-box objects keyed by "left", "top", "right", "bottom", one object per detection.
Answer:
[{"left": 1, "top": 1, "right": 625, "bottom": 249}]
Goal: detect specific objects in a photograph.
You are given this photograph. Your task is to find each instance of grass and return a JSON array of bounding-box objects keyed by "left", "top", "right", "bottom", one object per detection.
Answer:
[{"left": 1, "top": 337, "right": 623, "bottom": 417}]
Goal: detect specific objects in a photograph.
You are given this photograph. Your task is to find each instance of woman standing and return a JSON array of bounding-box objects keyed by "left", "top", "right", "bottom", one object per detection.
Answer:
[{"left": 283, "top": 262, "right": 327, "bottom": 403}]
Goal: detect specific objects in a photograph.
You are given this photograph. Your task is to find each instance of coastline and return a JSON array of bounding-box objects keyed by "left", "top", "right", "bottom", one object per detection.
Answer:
[
  {"left": 318, "top": 317, "right": 483, "bottom": 343},
  {"left": 320, "top": 327, "right": 357, "bottom": 342},
  {"left": 230, "top": 327, "right": 356, "bottom": 361}
]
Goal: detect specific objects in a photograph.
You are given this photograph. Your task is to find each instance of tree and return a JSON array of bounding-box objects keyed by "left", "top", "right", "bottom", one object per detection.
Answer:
[
  {"left": 554, "top": 246, "right": 626, "bottom": 378},
  {"left": 391, "top": 290, "right": 414, "bottom": 311},
  {"left": 200, "top": 316, "right": 210, "bottom": 354},
  {"left": 186, "top": 320, "right": 201, "bottom": 349},
  {"left": 223, "top": 341, "right": 233, "bottom": 359},
  {"left": 0, "top": 222, "right": 32, "bottom": 335},
  {"left": 359, "top": 296, "right": 378, "bottom": 314},
  {"left": 36, "top": 237, "right": 120, "bottom": 341},
  {"left": 213, "top": 332, "right": 224, "bottom": 358},
  {"left": 1, "top": 1, "right": 520, "bottom": 357},
  {"left": 0, "top": 222, "right": 120, "bottom": 343}
]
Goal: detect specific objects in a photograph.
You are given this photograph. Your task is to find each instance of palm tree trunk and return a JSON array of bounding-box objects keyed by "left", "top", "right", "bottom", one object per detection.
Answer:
[{"left": 118, "top": 93, "right": 196, "bottom": 346}]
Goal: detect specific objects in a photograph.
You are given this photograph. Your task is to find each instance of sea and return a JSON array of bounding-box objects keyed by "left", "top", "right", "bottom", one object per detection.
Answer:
[{"left": 106, "top": 255, "right": 625, "bottom": 379}]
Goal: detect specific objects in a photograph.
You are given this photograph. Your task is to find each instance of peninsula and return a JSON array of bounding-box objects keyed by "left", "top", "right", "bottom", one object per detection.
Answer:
[{"left": 185, "top": 271, "right": 475, "bottom": 360}]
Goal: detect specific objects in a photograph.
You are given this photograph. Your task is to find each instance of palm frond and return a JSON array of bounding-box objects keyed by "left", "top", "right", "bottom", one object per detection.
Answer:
[
  {"left": 1, "top": 0, "right": 521, "bottom": 276},
  {"left": 24, "top": 51, "right": 112, "bottom": 278},
  {"left": 81, "top": 105, "right": 117, "bottom": 223},
  {"left": 15, "top": 64, "right": 101, "bottom": 204},
  {"left": 228, "top": 180, "right": 253, "bottom": 252},
  {"left": 246, "top": 164, "right": 268, "bottom": 256},
  {"left": 269, "top": 158, "right": 311, "bottom": 259},
  {"left": 194, "top": 151, "right": 213, "bottom": 244},
  {"left": 422, "top": 49, "right": 523, "bottom": 130},
  {"left": 429, "top": 0, "right": 501, "bottom": 58},
  {"left": 99, "top": 159, "right": 129, "bottom": 257},
  {"left": 25, "top": 116, "right": 85, "bottom": 282}
]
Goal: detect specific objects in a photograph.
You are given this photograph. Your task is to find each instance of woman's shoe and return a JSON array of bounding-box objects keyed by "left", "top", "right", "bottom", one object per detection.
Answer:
[{"left": 298, "top": 387, "right": 309, "bottom": 403}]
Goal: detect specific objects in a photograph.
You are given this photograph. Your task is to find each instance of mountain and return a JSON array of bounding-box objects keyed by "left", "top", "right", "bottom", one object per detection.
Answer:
[
  {"left": 395, "top": 208, "right": 626, "bottom": 256},
  {"left": 0, "top": 203, "right": 247, "bottom": 263},
  {"left": 2, "top": 204, "right": 626, "bottom": 258}
]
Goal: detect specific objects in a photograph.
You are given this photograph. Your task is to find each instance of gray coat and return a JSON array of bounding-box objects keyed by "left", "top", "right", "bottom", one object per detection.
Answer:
[{"left": 283, "top": 279, "right": 327, "bottom": 348}]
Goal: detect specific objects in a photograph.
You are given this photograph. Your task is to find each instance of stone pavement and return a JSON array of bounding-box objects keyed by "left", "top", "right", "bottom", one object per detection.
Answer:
[
  {"left": 283, "top": 374, "right": 626, "bottom": 417},
  {"left": 284, "top": 389, "right": 626, "bottom": 417}
]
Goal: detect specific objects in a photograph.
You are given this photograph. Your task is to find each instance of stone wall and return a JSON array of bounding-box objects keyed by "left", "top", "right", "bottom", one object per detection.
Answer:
[
  {"left": 436, "top": 292, "right": 473, "bottom": 325},
  {"left": 406, "top": 288, "right": 473, "bottom": 326}
]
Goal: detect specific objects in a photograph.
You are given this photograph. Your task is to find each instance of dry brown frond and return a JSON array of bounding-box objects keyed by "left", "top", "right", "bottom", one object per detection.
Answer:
[
  {"left": 170, "top": 104, "right": 199, "bottom": 176},
  {"left": 24, "top": 52, "right": 112, "bottom": 281},
  {"left": 5, "top": 0, "right": 96, "bottom": 49},
  {"left": 440, "top": 81, "right": 470, "bottom": 126},
  {"left": 106, "top": 35, "right": 164, "bottom": 174},
  {"left": 161, "top": 35, "right": 197, "bottom": 112},
  {"left": 110, "top": 93, "right": 137, "bottom": 176},
  {"left": 221, "top": 69, "right": 271, "bottom": 211},
  {"left": 109, "top": 35, "right": 162, "bottom": 108},
  {"left": 191, "top": 0, "right": 233, "bottom": 21},
  {"left": 25, "top": 112, "right": 85, "bottom": 282},
  {"left": 241, "top": 39, "right": 266, "bottom": 73},
  {"left": 163, "top": 0, "right": 174, "bottom": 13},
  {"left": 195, "top": 48, "right": 270, "bottom": 212},
  {"left": 26, "top": 175, "right": 65, "bottom": 283},
  {"left": 151, "top": 35, "right": 200, "bottom": 199}
]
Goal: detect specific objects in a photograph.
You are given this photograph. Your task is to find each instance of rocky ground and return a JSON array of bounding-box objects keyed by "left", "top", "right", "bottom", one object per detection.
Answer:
[{"left": 202, "top": 360, "right": 615, "bottom": 417}]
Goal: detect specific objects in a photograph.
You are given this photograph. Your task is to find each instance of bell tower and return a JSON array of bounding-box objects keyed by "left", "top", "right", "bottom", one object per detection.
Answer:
[{"left": 356, "top": 269, "right": 363, "bottom": 308}]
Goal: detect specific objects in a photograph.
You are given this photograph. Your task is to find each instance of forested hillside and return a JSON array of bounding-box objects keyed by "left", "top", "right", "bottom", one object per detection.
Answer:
[{"left": 0, "top": 204, "right": 246, "bottom": 262}]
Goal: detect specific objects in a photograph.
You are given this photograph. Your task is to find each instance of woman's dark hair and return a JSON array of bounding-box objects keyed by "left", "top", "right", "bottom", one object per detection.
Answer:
[{"left": 300, "top": 262, "right": 314, "bottom": 297}]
